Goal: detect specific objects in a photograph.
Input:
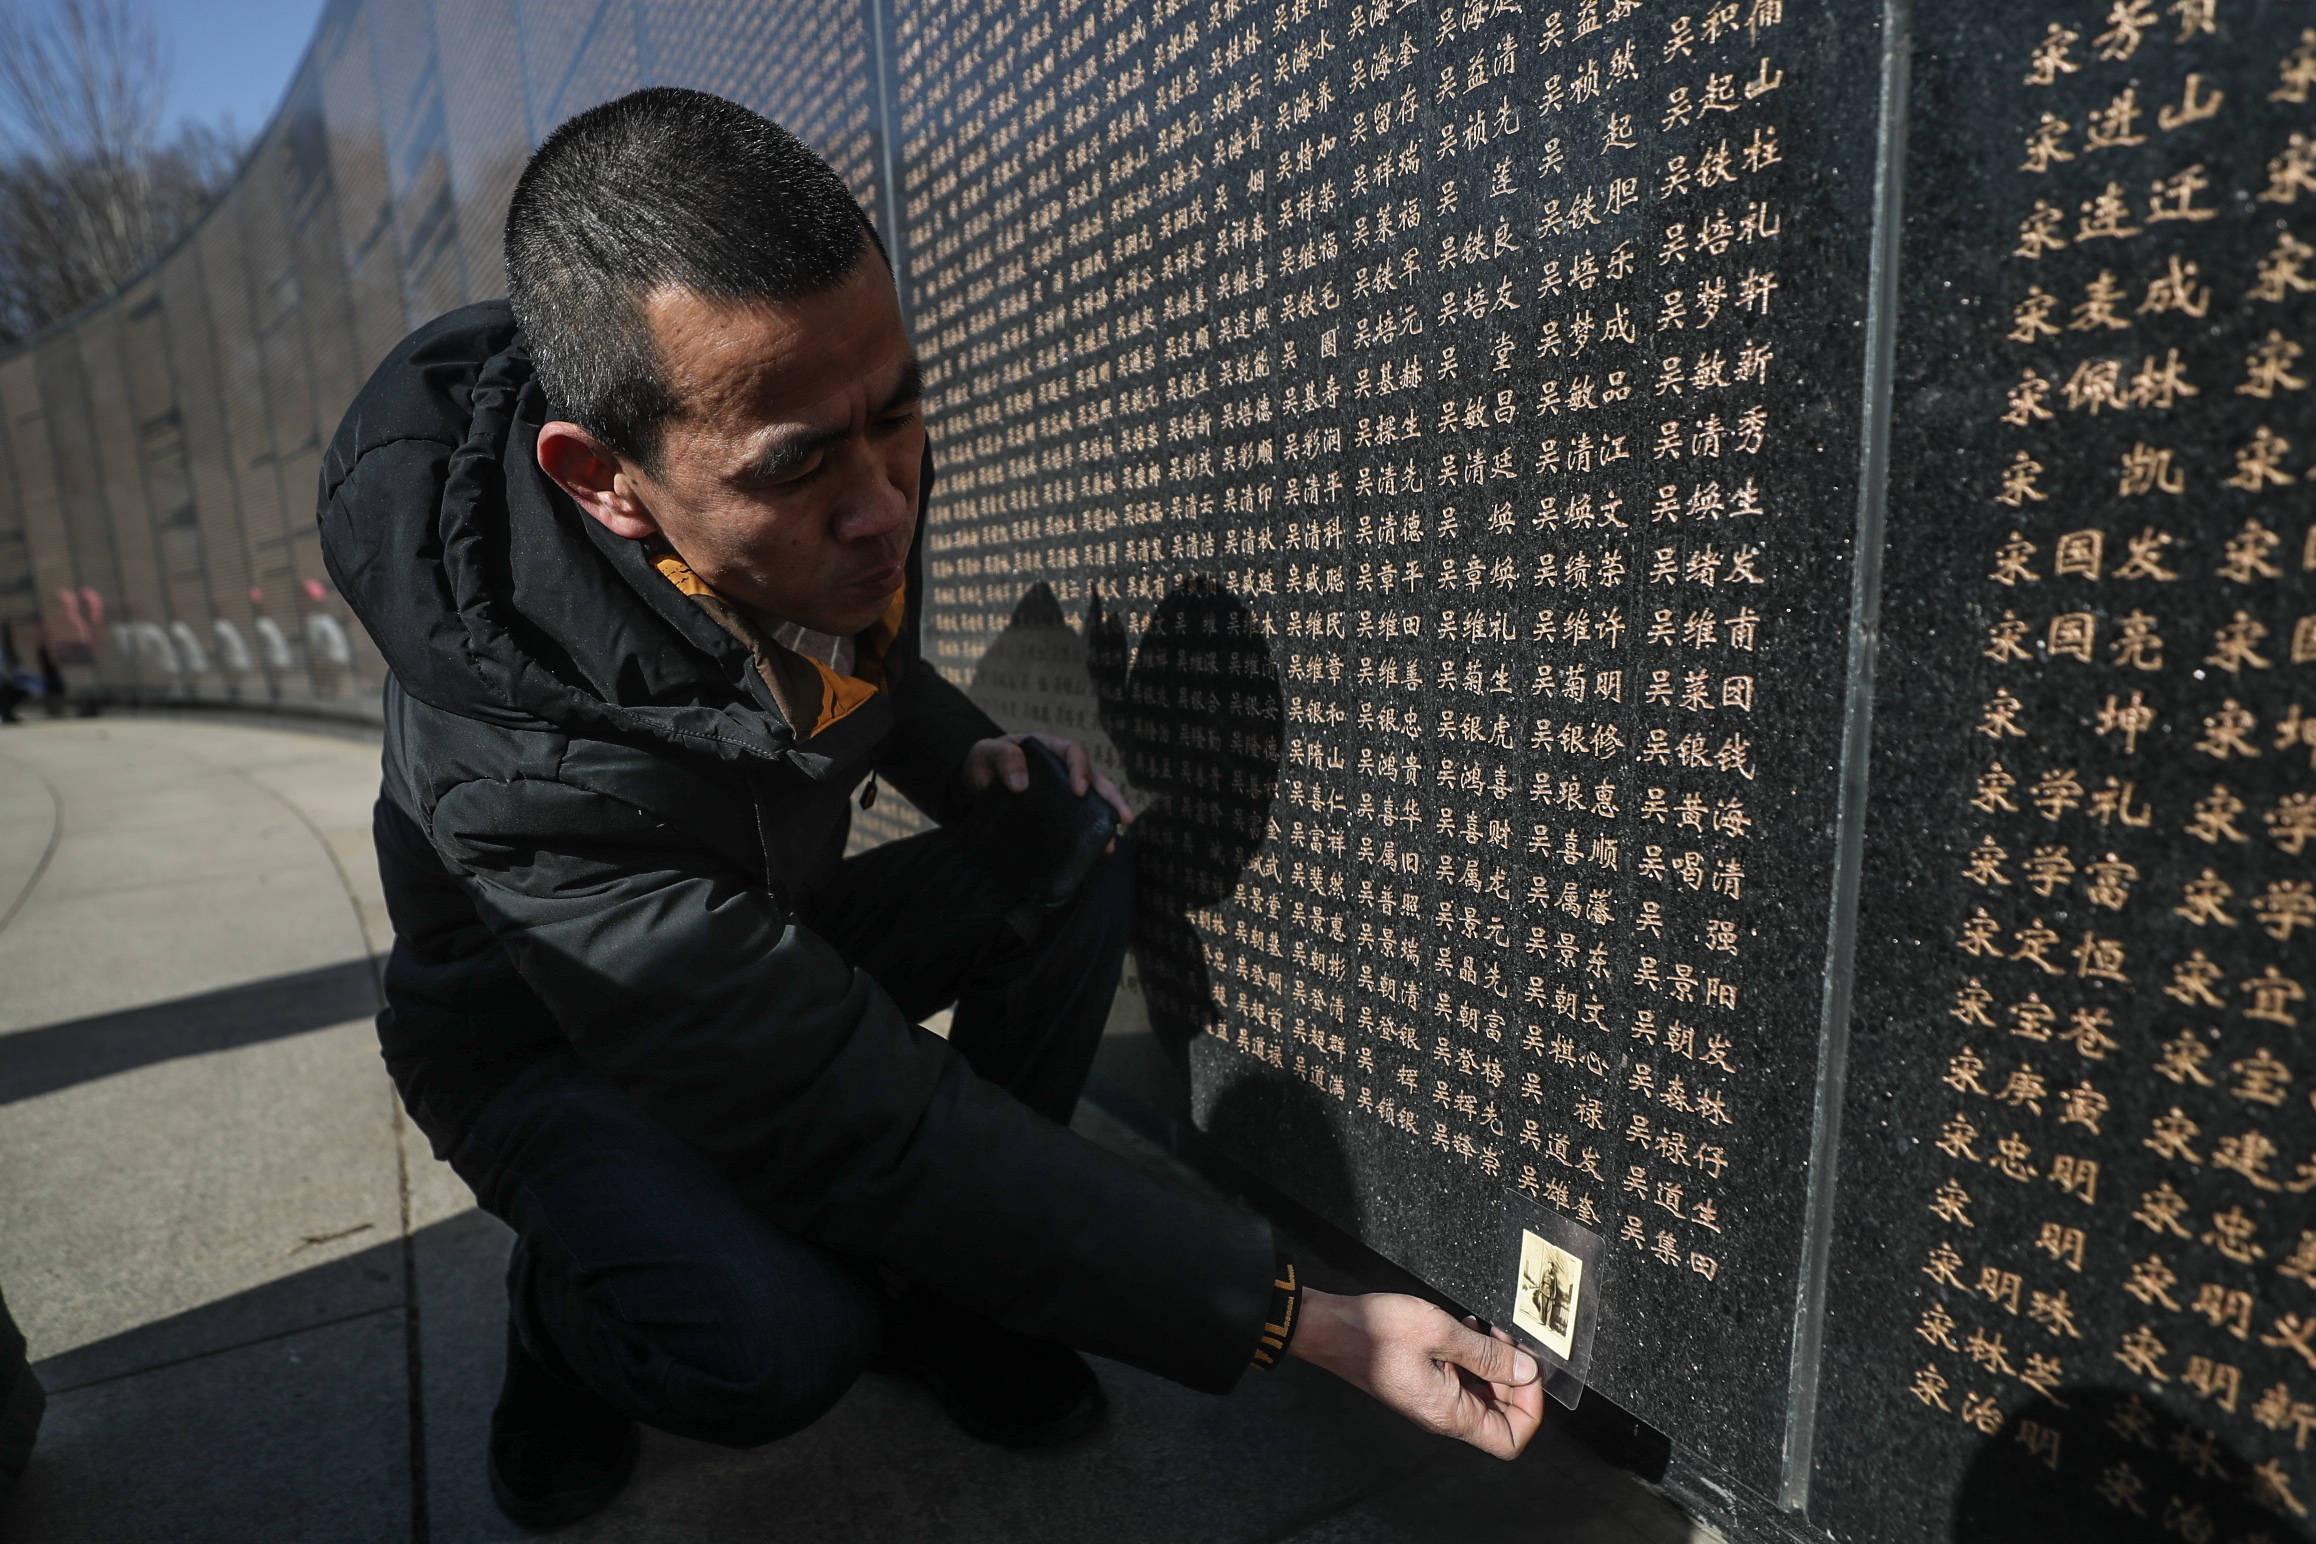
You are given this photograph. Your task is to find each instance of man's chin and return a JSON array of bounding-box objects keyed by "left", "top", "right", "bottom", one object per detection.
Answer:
[{"left": 819, "top": 593, "right": 900, "bottom": 637}]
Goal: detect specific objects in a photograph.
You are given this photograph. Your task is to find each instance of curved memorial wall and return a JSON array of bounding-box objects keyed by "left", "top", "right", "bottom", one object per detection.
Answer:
[{"left": 4, "top": 3, "right": 2309, "bottom": 1540}]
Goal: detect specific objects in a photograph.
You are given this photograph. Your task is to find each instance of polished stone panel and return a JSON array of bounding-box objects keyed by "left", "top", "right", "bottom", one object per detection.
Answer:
[
  {"left": 900, "top": 0, "right": 1887, "bottom": 1494},
  {"left": 1815, "top": 5, "right": 2316, "bottom": 1539}
]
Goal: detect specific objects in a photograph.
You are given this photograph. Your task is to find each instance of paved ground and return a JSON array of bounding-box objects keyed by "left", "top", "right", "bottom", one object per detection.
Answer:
[{"left": 0, "top": 716, "right": 1713, "bottom": 1543}]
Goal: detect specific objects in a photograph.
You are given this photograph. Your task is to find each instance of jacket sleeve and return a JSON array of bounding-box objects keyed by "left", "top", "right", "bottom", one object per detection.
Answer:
[
  {"left": 427, "top": 772, "right": 1273, "bottom": 1393},
  {"left": 873, "top": 655, "right": 1003, "bottom": 825}
]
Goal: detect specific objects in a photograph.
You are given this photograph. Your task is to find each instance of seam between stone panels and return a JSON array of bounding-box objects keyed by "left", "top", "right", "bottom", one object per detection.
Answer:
[
  {"left": 867, "top": 0, "right": 912, "bottom": 325},
  {"left": 1778, "top": 0, "right": 1912, "bottom": 1514},
  {"left": 541, "top": 0, "right": 616, "bottom": 132}
]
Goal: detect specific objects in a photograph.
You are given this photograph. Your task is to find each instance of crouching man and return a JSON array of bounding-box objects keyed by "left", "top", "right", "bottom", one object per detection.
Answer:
[{"left": 321, "top": 87, "right": 1541, "bottom": 1529}]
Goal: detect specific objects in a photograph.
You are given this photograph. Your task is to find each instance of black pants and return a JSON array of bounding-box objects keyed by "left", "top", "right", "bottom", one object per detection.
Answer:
[{"left": 443, "top": 828, "right": 1132, "bottom": 1449}]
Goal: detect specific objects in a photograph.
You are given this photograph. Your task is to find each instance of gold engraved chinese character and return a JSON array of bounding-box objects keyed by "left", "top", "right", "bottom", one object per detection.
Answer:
[
  {"left": 2117, "top": 442, "right": 2183, "bottom": 496},
  {"left": 2206, "top": 612, "right": 2272, "bottom": 674},
  {"left": 2055, "top": 528, "right": 2104, "bottom": 579},
  {"left": 2219, "top": 518, "right": 2284, "bottom": 581},
  {"left": 2084, "top": 87, "right": 2148, "bottom": 150},
  {"left": 2187, "top": 785, "right": 2251, "bottom": 843},
  {"left": 2275, "top": 702, "right": 2316, "bottom": 762},
  {"left": 2032, "top": 770, "right": 2085, "bottom": 821},
  {"left": 2264, "top": 792, "right": 2316, "bottom": 853},
  {"left": 1964, "top": 836, "right": 2012, "bottom": 886},
  {"left": 2004, "top": 368, "right": 2055, "bottom": 425},
  {"left": 2046, "top": 612, "right": 2093, "bottom": 661},
  {"left": 2253, "top": 232, "right": 2316, "bottom": 303},
  {"left": 2138, "top": 255, "right": 2211, "bottom": 317},
  {"left": 2019, "top": 113, "right": 2073, "bottom": 173},
  {"left": 2228, "top": 426, "right": 2300, "bottom": 490},
  {"left": 2013, "top": 918, "right": 2064, "bottom": 974},
  {"left": 2075, "top": 933, "right": 2128, "bottom": 981},
  {"left": 2083, "top": 853, "right": 2137, "bottom": 910},
  {"left": 2195, "top": 699, "right": 2261, "bottom": 758},
  {"left": 2014, "top": 198, "right": 2069, "bottom": 259},
  {"left": 1974, "top": 761, "right": 2020, "bottom": 812},
  {"left": 2157, "top": 72, "right": 2224, "bottom": 130},
  {"left": 2113, "top": 528, "right": 2179, "bottom": 580},
  {"left": 2126, "top": 1253, "right": 2184, "bottom": 1305},
  {"left": 2276, "top": 28, "right": 2316, "bottom": 104},
  {"left": 2024, "top": 22, "right": 2082, "bottom": 85},
  {"left": 2231, "top": 1048, "right": 2294, "bottom": 1106},
  {"left": 2254, "top": 881, "right": 2316, "bottom": 941},
  {"left": 2157, "top": 1029, "right": 2216, "bottom": 1084},
  {"left": 1979, "top": 689, "right": 2029, "bottom": 739},
  {"left": 2259, "top": 133, "right": 2316, "bottom": 204},
  {"left": 2242, "top": 967, "right": 2307, "bottom": 1026},
  {"left": 2168, "top": 0, "right": 2217, "bottom": 43},
  {"left": 2146, "top": 164, "right": 2217, "bottom": 224},
  {"left": 2073, "top": 271, "right": 2133, "bottom": 330},
  {"left": 2088, "top": 776, "right": 2152, "bottom": 826},
  {"left": 2175, "top": 869, "right": 2237, "bottom": 926},
  {"left": 1987, "top": 612, "right": 2033, "bottom": 662},
  {"left": 2096, "top": 691, "right": 2154, "bottom": 752},
  {"left": 2239, "top": 330, "right": 2309, "bottom": 399},
  {"left": 2010, "top": 286, "right": 2062, "bottom": 342},
  {"left": 2025, "top": 845, "right": 2076, "bottom": 895},
  {"left": 2114, "top": 1322, "right": 2171, "bottom": 1382},
  {"left": 1990, "top": 531, "right": 2041, "bottom": 584},
  {"left": 2111, "top": 610, "right": 2165, "bottom": 669},
  {"left": 2077, "top": 181, "right": 2143, "bottom": 241},
  {"left": 1997, "top": 453, "right": 2050, "bottom": 507},
  {"left": 2093, "top": 1, "right": 2158, "bottom": 61}
]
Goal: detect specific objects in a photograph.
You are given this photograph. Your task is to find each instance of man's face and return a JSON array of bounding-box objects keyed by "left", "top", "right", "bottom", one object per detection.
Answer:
[{"left": 611, "top": 249, "right": 924, "bottom": 637}]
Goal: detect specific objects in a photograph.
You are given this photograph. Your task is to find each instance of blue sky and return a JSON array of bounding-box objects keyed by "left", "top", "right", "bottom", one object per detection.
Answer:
[
  {"left": 149, "top": 0, "right": 331, "bottom": 142},
  {"left": 3, "top": 0, "right": 329, "bottom": 146}
]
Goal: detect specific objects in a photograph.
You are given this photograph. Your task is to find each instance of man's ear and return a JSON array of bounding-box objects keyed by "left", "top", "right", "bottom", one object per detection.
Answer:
[{"left": 537, "top": 421, "right": 659, "bottom": 541}]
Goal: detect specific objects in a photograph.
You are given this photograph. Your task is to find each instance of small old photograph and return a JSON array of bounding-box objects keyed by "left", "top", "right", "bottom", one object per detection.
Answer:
[{"left": 1514, "top": 1230, "right": 1584, "bottom": 1363}]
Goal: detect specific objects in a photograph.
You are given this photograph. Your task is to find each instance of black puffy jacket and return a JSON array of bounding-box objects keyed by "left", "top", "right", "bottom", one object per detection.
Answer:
[{"left": 319, "top": 301, "right": 1275, "bottom": 1394}]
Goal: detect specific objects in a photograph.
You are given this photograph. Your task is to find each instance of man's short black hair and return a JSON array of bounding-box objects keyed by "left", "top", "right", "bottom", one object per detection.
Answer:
[{"left": 504, "top": 87, "right": 882, "bottom": 470}]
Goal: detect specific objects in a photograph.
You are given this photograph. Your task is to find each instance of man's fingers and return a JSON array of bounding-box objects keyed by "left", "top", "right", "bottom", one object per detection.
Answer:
[
  {"left": 1026, "top": 732, "right": 1093, "bottom": 794},
  {"left": 1090, "top": 770, "right": 1134, "bottom": 826},
  {"left": 998, "top": 739, "right": 1030, "bottom": 791},
  {"left": 1444, "top": 1319, "right": 1539, "bottom": 1387}
]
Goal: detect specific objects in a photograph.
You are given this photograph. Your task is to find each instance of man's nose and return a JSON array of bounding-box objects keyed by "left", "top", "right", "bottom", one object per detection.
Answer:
[{"left": 832, "top": 440, "right": 914, "bottom": 544}]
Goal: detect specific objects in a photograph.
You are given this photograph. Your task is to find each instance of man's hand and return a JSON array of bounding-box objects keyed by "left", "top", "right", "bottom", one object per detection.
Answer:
[
  {"left": 961, "top": 733, "right": 1135, "bottom": 833},
  {"left": 1289, "top": 1288, "right": 1546, "bottom": 1460}
]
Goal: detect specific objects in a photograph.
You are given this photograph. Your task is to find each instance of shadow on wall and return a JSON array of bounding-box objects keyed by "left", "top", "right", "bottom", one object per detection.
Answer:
[
  {"left": 972, "top": 578, "right": 1360, "bottom": 1232},
  {"left": 1949, "top": 1384, "right": 2314, "bottom": 1543},
  {"left": 1082, "top": 579, "right": 1283, "bottom": 1106}
]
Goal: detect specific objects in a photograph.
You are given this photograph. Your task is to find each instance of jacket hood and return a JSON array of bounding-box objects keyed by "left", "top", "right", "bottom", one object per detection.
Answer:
[{"left": 318, "top": 301, "right": 929, "bottom": 771}]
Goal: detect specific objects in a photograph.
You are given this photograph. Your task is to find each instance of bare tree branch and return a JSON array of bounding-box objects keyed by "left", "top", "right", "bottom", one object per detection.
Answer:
[{"left": 0, "top": 0, "right": 240, "bottom": 346}]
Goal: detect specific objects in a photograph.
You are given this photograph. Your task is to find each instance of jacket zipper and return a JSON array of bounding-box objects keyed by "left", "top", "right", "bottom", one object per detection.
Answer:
[{"left": 860, "top": 770, "right": 878, "bottom": 808}]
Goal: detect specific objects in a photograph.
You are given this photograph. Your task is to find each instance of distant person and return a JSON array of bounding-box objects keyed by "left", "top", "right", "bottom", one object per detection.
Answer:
[
  {"left": 34, "top": 645, "right": 63, "bottom": 720},
  {"left": 0, "top": 630, "right": 20, "bottom": 723},
  {"left": 323, "top": 89, "right": 1541, "bottom": 1529}
]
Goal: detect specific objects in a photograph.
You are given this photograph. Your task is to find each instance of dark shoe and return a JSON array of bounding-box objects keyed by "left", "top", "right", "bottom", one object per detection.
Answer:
[
  {"left": 0, "top": 1310, "right": 41, "bottom": 1501},
  {"left": 488, "top": 1320, "right": 640, "bottom": 1530},
  {"left": 878, "top": 1292, "right": 1105, "bottom": 1447}
]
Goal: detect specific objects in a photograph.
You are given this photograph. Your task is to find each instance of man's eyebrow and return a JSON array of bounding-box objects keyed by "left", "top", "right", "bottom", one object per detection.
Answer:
[
  {"left": 745, "top": 359, "right": 924, "bottom": 480},
  {"left": 879, "top": 357, "right": 924, "bottom": 414},
  {"left": 747, "top": 424, "right": 846, "bottom": 480}
]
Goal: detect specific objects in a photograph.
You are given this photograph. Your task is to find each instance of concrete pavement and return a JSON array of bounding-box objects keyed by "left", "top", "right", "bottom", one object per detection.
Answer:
[{"left": 0, "top": 716, "right": 1712, "bottom": 1543}]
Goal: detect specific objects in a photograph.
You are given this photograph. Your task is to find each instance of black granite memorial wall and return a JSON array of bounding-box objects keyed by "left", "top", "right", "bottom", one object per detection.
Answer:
[
  {"left": 2, "top": 3, "right": 2307, "bottom": 1539},
  {"left": 1817, "top": 9, "right": 2316, "bottom": 1542}
]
